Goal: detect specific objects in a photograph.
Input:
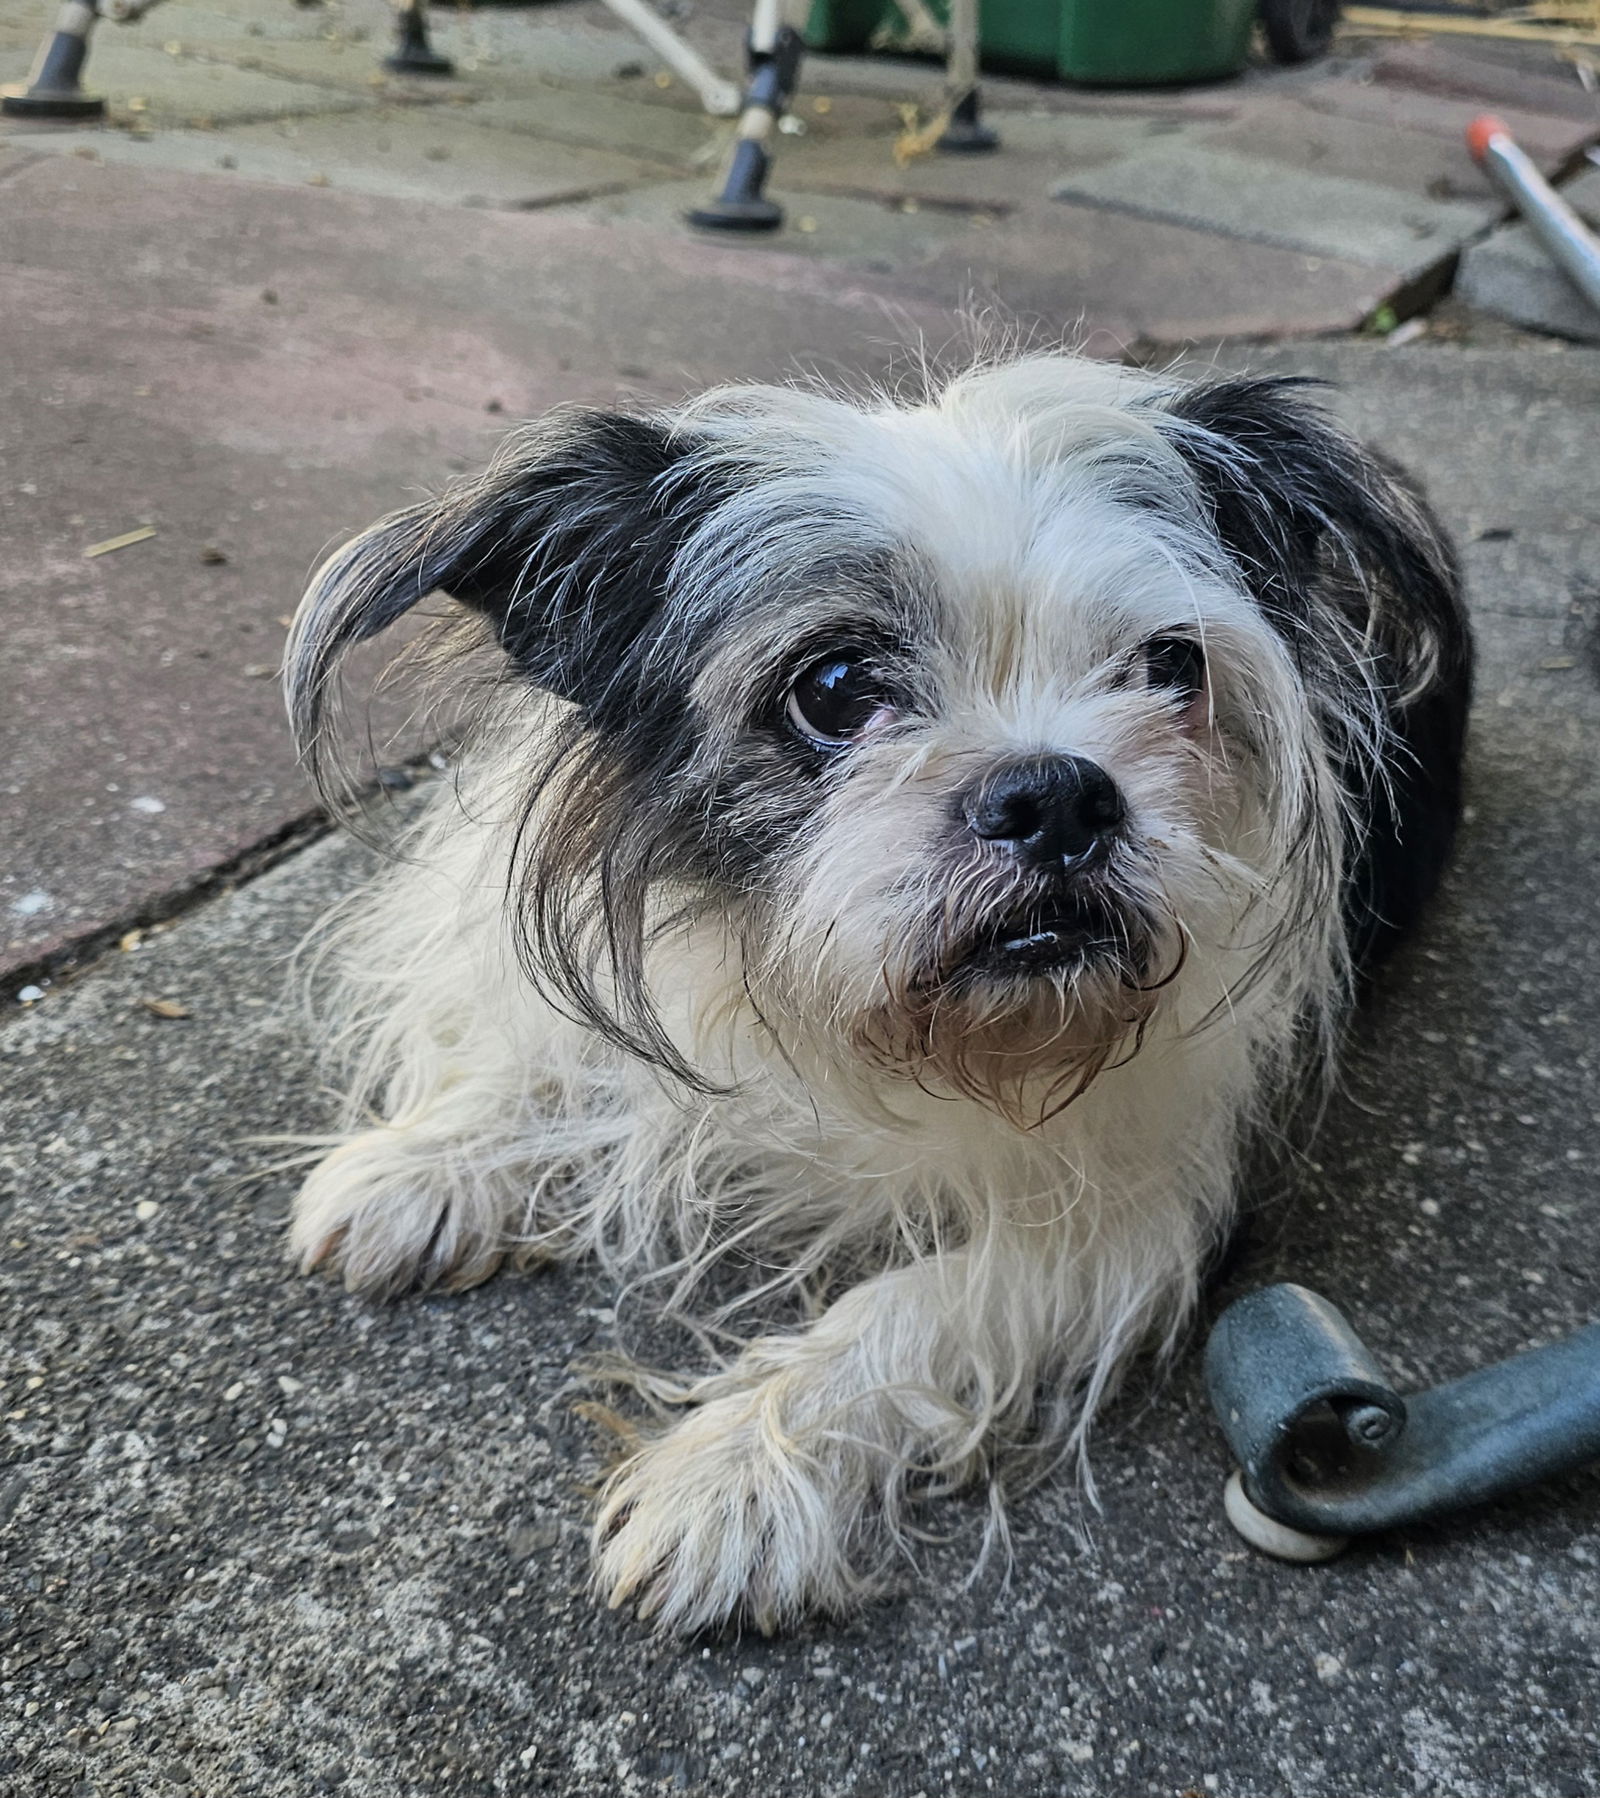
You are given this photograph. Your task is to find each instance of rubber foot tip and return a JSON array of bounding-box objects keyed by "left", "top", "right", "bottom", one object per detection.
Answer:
[
  {"left": 1223, "top": 1471, "right": 1349, "bottom": 1563},
  {"left": 383, "top": 49, "right": 454, "bottom": 75},
  {"left": 686, "top": 198, "right": 783, "bottom": 233},
  {"left": 1466, "top": 113, "right": 1509, "bottom": 165},
  {"left": 936, "top": 120, "right": 1000, "bottom": 154},
  {"left": 1, "top": 89, "right": 106, "bottom": 119}
]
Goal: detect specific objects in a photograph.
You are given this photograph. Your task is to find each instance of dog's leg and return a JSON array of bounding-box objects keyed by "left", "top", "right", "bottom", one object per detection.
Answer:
[
  {"left": 288, "top": 850, "right": 624, "bottom": 1296},
  {"left": 592, "top": 1224, "right": 1183, "bottom": 1635},
  {"left": 290, "top": 1086, "right": 550, "bottom": 1298}
]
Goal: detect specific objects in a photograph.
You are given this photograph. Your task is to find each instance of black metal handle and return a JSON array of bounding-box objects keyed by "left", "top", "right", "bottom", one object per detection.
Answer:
[{"left": 1205, "top": 1283, "right": 1600, "bottom": 1542}]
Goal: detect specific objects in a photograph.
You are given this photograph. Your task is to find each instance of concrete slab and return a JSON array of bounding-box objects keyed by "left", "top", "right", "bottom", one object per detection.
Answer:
[
  {"left": 1197, "top": 93, "right": 1502, "bottom": 204},
  {"left": 463, "top": 84, "right": 725, "bottom": 173},
  {"left": 561, "top": 178, "right": 1394, "bottom": 341},
  {"left": 1369, "top": 39, "right": 1600, "bottom": 124},
  {"left": 2, "top": 340, "right": 1599, "bottom": 1798},
  {"left": 1052, "top": 142, "right": 1492, "bottom": 274},
  {"left": 0, "top": 39, "right": 368, "bottom": 129},
  {"left": 771, "top": 108, "right": 1204, "bottom": 209},
  {"left": 39, "top": 107, "right": 675, "bottom": 207},
  {"left": 1560, "top": 159, "right": 1600, "bottom": 222},
  {"left": 1456, "top": 220, "right": 1600, "bottom": 345},
  {"left": 0, "top": 154, "right": 950, "bottom": 983},
  {"left": 1298, "top": 74, "right": 1599, "bottom": 167}
]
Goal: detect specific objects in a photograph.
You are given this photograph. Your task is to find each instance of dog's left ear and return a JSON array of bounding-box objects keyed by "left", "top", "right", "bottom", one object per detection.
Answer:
[
  {"left": 1158, "top": 376, "right": 1463, "bottom": 685},
  {"left": 286, "top": 410, "right": 724, "bottom": 789}
]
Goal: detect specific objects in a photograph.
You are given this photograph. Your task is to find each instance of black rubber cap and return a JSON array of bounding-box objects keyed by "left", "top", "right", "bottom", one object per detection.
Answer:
[
  {"left": 1, "top": 88, "right": 106, "bottom": 118},
  {"left": 687, "top": 197, "right": 784, "bottom": 232}
]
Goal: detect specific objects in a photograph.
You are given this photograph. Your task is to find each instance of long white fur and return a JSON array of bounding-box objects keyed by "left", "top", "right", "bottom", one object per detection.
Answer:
[{"left": 288, "top": 354, "right": 1361, "bottom": 1636}]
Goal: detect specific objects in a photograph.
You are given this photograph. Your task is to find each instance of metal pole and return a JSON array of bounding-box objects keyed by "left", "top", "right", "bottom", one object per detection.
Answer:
[
  {"left": 1206, "top": 1282, "right": 1600, "bottom": 1561},
  {"left": 687, "top": 0, "right": 804, "bottom": 233},
  {"left": 1468, "top": 114, "right": 1600, "bottom": 319},
  {"left": 598, "top": 0, "right": 740, "bottom": 116}
]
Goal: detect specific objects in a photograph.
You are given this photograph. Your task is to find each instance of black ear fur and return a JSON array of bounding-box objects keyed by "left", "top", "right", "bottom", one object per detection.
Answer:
[
  {"left": 1162, "top": 377, "right": 1464, "bottom": 679},
  {"left": 285, "top": 410, "right": 727, "bottom": 791},
  {"left": 1161, "top": 376, "right": 1475, "bottom": 969}
]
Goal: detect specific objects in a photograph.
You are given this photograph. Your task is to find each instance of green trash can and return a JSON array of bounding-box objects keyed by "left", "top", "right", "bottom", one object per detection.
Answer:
[{"left": 805, "top": 0, "right": 1258, "bottom": 85}]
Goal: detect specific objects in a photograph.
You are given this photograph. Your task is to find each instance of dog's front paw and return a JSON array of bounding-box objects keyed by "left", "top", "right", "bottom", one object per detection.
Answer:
[
  {"left": 290, "top": 1127, "right": 512, "bottom": 1298},
  {"left": 593, "top": 1391, "right": 873, "bottom": 1636}
]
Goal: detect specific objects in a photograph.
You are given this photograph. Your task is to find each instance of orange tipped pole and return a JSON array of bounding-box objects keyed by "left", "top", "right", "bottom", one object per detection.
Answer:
[{"left": 1467, "top": 112, "right": 1600, "bottom": 318}]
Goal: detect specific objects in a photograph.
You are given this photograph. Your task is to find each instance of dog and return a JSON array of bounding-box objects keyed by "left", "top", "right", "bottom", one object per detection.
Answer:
[{"left": 282, "top": 353, "right": 1472, "bottom": 1636}]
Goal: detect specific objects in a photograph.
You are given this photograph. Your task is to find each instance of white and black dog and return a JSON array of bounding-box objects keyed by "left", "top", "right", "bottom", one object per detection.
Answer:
[{"left": 283, "top": 354, "right": 1471, "bottom": 1636}]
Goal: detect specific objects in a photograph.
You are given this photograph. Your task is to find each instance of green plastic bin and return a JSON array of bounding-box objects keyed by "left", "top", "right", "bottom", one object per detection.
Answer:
[{"left": 804, "top": 0, "right": 1258, "bottom": 85}]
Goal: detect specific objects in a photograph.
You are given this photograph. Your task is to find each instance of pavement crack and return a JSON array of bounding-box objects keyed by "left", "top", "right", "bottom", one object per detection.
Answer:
[{"left": 3, "top": 808, "right": 332, "bottom": 1015}]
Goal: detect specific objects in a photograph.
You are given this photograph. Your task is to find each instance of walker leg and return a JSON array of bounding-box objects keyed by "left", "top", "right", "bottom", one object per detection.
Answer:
[
  {"left": 2, "top": 0, "right": 106, "bottom": 120},
  {"left": 688, "top": 0, "right": 803, "bottom": 234},
  {"left": 384, "top": 0, "right": 453, "bottom": 77},
  {"left": 935, "top": 0, "right": 997, "bottom": 154}
]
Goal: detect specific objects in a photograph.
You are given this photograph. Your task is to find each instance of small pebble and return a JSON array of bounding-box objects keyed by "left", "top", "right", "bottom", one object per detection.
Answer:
[{"left": 509, "top": 1519, "right": 561, "bottom": 1557}]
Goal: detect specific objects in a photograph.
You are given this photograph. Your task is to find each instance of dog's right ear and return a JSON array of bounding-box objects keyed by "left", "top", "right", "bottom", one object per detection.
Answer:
[{"left": 285, "top": 409, "right": 725, "bottom": 786}]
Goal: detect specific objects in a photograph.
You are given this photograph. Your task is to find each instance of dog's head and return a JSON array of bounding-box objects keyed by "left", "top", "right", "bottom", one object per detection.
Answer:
[{"left": 289, "top": 357, "right": 1459, "bottom": 1117}]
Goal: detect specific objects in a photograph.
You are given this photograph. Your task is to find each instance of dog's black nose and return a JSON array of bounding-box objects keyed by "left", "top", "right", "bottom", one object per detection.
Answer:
[{"left": 963, "top": 755, "right": 1124, "bottom": 869}]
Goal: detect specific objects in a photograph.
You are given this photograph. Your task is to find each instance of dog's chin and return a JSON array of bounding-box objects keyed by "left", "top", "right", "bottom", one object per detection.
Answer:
[{"left": 846, "top": 892, "right": 1163, "bottom": 1121}]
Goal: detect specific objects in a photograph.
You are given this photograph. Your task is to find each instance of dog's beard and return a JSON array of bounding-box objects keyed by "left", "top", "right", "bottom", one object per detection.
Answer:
[{"left": 756, "top": 838, "right": 1185, "bottom": 1129}]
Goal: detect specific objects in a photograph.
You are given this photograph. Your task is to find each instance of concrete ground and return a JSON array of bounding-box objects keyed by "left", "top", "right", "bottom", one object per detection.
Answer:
[
  {"left": 5, "top": 4, "right": 1600, "bottom": 1795},
  {"left": 5, "top": 338, "right": 1600, "bottom": 1798}
]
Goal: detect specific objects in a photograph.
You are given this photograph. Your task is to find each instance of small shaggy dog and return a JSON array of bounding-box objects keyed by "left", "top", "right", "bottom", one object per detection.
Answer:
[{"left": 283, "top": 354, "right": 1471, "bottom": 1635}]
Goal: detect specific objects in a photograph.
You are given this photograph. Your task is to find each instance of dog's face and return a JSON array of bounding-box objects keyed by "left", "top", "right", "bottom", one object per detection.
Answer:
[{"left": 289, "top": 358, "right": 1459, "bottom": 1114}]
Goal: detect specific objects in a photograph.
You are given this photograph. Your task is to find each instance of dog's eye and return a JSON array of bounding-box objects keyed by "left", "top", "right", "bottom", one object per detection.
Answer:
[
  {"left": 1145, "top": 636, "right": 1205, "bottom": 703},
  {"left": 786, "top": 657, "right": 897, "bottom": 747}
]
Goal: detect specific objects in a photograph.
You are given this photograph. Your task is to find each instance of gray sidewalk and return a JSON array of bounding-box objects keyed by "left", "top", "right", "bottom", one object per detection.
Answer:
[{"left": 4, "top": 338, "right": 1599, "bottom": 1798}]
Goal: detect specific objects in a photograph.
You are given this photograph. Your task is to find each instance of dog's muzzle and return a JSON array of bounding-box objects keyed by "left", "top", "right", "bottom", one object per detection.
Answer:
[{"left": 957, "top": 755, "right": 1133, "bottom": 977}]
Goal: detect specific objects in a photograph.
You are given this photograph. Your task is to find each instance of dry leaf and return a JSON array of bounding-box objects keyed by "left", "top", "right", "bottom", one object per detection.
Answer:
[
  {"left": 142, "top": 997, "right": 191, "bottom": 1019},
  {"left": 119, "top": 929, "right": 144, "bottom": 952}
]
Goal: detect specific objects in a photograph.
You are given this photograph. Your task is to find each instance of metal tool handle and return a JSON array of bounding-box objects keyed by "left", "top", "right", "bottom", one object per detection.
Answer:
[{"left": 1206, "top": 1283, "right": 1600, "bottom": 1555}]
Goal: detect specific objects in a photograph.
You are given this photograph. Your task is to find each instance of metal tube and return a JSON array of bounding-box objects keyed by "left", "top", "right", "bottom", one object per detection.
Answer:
[
  {"left": 1468, "top": 114, "right": 1600, "bottom": 318},
  {"left": 598, "top": 0, "right": 740, "bottom": 116}
]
